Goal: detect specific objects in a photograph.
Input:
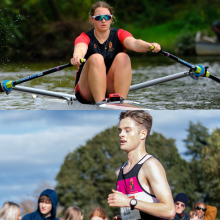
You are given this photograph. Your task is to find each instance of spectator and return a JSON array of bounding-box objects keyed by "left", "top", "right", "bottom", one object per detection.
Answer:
[
  {"left": 171, "top": 193, "right": 190, "bottom": 220},
  {"left": 0, "top": 201, "right": 22, "bottom": 220},
  {"left": 204, "top": 205, "right": 217, "bottom": 220},
  {"left": 190, "top": 202, "right": 217, "bottom": 220},
  {"left": 22, "top": 189, "right": 59, "bottom": 220},
  {"left": 89, "top": 207, "right": 108, "bottom": 220},
  {"left": 64, "top": 206, "right": 83, "bottom": 220}
]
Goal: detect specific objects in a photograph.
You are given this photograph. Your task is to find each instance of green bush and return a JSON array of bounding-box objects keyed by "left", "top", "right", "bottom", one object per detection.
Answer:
[{"left": 174, "top": 32, "right": 196, "bottom": 55}]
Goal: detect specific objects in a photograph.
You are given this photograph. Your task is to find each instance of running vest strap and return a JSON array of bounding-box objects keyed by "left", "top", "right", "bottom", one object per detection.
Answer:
[
  {"left": 116, "top": 154, "right": 161, "bottom": 220},
  {"left": 74, "top": 28, "right": 132, "bottom": 85}
]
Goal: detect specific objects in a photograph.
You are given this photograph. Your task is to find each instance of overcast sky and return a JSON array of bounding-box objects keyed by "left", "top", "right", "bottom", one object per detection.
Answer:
[{"left": 0, "top": 110, "right": 220, "bottom": 210}]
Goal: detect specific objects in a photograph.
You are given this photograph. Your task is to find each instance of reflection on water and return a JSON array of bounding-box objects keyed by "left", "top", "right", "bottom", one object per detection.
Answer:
[{"left": 1, "top": 56, "right": 220, "bottom": 110}]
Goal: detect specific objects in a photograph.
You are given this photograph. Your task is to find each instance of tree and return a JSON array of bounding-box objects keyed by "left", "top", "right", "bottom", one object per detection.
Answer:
[
  {"left": 201, "top": 128, "right": 220, "bottom": 206},
  {"left": 56, "top": 125, "right": 191, "bottom": 220},
  {"left": 184, "top": 121, "right": 210, "bottom": 160},
  {"left": 183, "top": 121, "right": 210, "bottom": 206}
]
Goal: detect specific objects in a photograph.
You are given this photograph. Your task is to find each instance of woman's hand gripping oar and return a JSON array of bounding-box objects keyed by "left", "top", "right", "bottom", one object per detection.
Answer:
[
  {"left": 150, "top": 46, "right": 220, "bottom": 83},
  {"left": 0, "top": 59, "right": 85, "bottom": 94}
]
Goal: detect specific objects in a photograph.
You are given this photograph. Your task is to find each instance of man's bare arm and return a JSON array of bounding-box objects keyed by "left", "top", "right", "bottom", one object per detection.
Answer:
[
  {"left": 136, "top": 158, "right": 175, "bottom": 219},
  {"left": 108, "top": 158, "right": 175, "bottom": 219}
]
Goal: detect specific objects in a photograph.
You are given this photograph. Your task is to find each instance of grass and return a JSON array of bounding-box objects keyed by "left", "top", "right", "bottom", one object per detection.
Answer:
[{"left": 115, "top": 20, "right": 211, "bottom": 54}]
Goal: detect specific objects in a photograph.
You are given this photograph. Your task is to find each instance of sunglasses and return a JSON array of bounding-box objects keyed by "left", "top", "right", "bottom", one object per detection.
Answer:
[
  {"left": 175, "top": 202, "right": 185, "bottom": 208},
  {"left": 196, "top": 206, "right": 207, "bottom": 212},
  {"left": 92, "top": 14, "right": 113, "bottom": 21}
]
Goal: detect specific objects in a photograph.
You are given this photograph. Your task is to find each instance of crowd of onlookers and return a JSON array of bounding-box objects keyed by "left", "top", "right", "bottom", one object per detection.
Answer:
[
  {"left": 0, "top": 189, "right": 217, "bottom": 220},
  {"left": 171, "top": 193, "right": 217, "bottom": 220}
]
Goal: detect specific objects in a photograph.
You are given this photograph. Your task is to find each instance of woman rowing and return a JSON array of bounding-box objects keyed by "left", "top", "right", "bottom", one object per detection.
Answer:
[{"left": 71, "top": 1, "right": 161, "bottom": 104}]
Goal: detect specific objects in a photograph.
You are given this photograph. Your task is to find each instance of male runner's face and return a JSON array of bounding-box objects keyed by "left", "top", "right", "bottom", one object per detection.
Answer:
[{"left": 118, "top": 117, "right": 142, "bottom": 152}]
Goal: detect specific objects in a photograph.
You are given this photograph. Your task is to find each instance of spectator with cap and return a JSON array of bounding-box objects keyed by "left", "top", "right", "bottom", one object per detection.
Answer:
[{"left": 169, "top": 193, "right": 190, "bottom": 220}]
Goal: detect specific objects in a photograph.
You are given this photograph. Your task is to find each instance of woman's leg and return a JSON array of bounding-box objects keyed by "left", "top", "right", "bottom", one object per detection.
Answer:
[
  {"left": 106, "top": 53, "right": 132, "bottom": 99},
  {"left": 78, "top": 53, "right": 106, "bottom": 103}
]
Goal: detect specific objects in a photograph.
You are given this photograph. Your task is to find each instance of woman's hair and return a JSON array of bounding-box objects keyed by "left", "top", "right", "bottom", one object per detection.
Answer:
[
  {"left": 89, "top": 207, "right": 108, "bottom": 220},
  {"left": 0, "top": 201, "right": 20, "bottom": 220},
  {"left": 89, "top": 1, "right": 116, "bottom": 24},
  {"left": 64, "top": 206, "right": 83, "bottom": 220},
  {"left": 89, "top": 2, "right": 114, "bottom": 16},
  {"left": 192, "top": 202, "right": 207, "bottom": 212}
]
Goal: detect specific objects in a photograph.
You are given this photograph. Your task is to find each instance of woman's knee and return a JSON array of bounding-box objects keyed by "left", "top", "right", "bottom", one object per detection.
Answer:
[
  {"left": 87, "top": 53, "right": 105, "bottom": 67},
  {"left": 114, "top": 53, "right": 131, "bottom": 67}
]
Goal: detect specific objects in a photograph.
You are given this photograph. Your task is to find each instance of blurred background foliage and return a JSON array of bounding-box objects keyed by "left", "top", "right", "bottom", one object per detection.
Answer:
[
  {"left": 0, "top": 0, "right": 220, "bottom": 60},
  {"left": 55, "top": 121, "right": 220, "bottom": 220}
]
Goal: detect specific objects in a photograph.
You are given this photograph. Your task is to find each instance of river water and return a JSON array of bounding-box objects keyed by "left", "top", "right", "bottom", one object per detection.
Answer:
[{"left": 1, "top": 55, "right": 220, "bottom": 110}]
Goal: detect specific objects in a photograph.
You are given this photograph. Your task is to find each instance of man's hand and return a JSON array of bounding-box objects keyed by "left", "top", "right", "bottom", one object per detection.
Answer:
[{"left": 108, "top": 189, "right": 130, "bottom": 207}]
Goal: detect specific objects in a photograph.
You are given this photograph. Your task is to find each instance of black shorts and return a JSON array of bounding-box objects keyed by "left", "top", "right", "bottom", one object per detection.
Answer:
[{"left": 75, "top": 83, "right": 92, "bottom": 104}]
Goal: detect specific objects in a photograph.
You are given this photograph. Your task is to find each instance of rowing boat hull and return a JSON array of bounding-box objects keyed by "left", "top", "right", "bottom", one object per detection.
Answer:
[{"left": 33, "top": 96, "right": 154, "bottom": 110}]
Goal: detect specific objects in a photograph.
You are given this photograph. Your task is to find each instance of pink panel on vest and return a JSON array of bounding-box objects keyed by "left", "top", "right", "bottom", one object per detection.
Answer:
[{"left": 116, "top": 176, "right": 143, "bottom": 194}]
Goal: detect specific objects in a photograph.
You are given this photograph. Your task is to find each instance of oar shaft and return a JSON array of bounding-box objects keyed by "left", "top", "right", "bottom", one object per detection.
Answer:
[
  {"left": 209, "top": 75, "right": 220, "bottom": 83},
  {"left": 159, "top": 50, "right": 196, "bottom": 70},
  {"left": 129, "top": 71, "right": 190, "bottom": 92},
  {"left": 13, "top": 85, "right": 76, "bottom": 100},
  {"left": 12, "top": 63, "right": 72, "bottom": 86}
]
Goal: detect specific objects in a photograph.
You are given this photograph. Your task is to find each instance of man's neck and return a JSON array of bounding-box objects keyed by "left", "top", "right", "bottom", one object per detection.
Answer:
[{"left": 126, "top": 146, "right": 148, "bottom": 168}]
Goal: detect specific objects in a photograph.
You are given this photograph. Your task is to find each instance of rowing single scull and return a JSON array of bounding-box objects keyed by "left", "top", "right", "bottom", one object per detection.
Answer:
[
  {"left": 1, "top": 49, "right": 220, "bottom": 110},
  {"left": 12, "top": 70, "right": 195, "bottom": 110}
]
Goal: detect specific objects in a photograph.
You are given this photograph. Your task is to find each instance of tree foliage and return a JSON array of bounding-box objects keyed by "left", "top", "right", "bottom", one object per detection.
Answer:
[
  {"left": 201, "top": 128, "right": 220, "bottom": 206},
  {"left": 0, "top": 0, "right": 220, "bottom": 60},
  {"left": 183, "top": 122, "right": 210, "bottom": 208},
  {"left": 56, "top": 125, "right": 191, "bottom": 220},
  {"left": 56, "top": 121, "right": 220, "bottom": 219}
]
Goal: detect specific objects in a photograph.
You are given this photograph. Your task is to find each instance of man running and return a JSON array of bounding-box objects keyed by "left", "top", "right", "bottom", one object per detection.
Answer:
[{"left": 108, "top": 110, "right": 175, "bottom": 220}]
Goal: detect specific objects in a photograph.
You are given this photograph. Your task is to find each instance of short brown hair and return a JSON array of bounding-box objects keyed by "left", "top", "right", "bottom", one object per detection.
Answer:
[
  {"left": 89, "top": 1, "right": 116, "bottom": 24},
  {"left": 64, "top": 206, "right": 83, "bottom": 220},
  {"left": 89, "top": 207, "right": 107, "bottom": 220},
  {"left": 39, "top": 195, "right": 51, "bottom": 203},
  {"left": 119, "top": 110, "right": 153, "bottom": 138}
]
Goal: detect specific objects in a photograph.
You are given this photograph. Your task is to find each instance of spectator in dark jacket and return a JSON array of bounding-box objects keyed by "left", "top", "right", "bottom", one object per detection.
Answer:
[
  {"left": 22, "top": 189, "right": 59, "bottom": 220},
  {"left": 169, "top": 193, "right": 190, "bottom": 220}
]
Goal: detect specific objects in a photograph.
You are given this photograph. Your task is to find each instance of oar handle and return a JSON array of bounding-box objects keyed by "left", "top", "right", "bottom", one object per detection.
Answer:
[
  {"left": 1, "top": 59, "right": 86, "bottom": 93},
  {"left": 156, "top": 49, "right": 214, "bottom": 78},
  {"left": 159, "top": 49, "right": 197, "bottom": 70},
  {"left": 12, "top": 62, "right": 73, "bottom": 87}
]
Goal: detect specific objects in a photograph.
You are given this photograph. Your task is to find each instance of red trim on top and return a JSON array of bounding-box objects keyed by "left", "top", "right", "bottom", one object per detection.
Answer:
[
  {"left": 117, "top": 29, "right": 133, "bottom": 51},
  {"left": 74, "top": 32, "right": 90, "bottom": 46}
]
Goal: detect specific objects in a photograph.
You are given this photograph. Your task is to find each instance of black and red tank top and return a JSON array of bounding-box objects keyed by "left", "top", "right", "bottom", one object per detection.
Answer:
[
  {"left": 74, "top": 28, "right": 132, "bottom": 85},
  {"left": 116, "top": 154, "right": 161, "bottom": 220}
]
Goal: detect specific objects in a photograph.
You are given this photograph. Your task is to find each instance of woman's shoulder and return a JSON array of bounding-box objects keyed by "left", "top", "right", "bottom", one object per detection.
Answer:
[{"left": 84, "top": 28, "right": 95, "bottom": 36}]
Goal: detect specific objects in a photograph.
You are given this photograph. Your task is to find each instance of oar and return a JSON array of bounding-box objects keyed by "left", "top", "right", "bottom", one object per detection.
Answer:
[
  {"left": 151, "top": 46, "right": 220, "bottom": 83},
  {"left": 0, "top": 59, "right": 84, "bottom": 94}
]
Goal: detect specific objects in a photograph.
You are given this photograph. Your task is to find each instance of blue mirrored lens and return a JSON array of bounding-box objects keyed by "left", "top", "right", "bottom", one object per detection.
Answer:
[{"left": 95, "top": 15, "right": 111, "bottom": 21}]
